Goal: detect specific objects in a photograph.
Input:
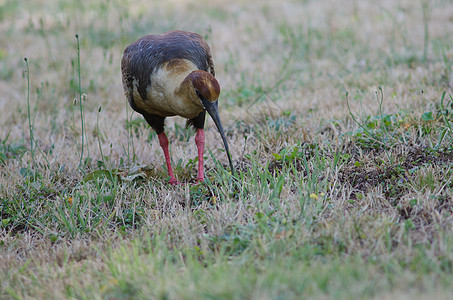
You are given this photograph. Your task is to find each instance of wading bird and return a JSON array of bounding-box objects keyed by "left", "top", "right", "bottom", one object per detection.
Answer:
[{"left": 121, "top": 30, "right": 234, "bottom": 184}]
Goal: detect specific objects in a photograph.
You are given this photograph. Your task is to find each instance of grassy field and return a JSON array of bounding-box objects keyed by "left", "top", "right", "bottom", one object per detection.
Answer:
[{"left": 1, "top": 0, "right": 453, "bottom": 298}]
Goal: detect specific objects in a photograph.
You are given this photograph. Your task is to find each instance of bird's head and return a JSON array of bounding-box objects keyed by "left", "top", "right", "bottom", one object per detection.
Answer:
[
  {"left": 189, "top": 70, "right": 220, "bottom": 104},
  {"left": 188, "top": 70, "right": 234, "bottom": 175}
]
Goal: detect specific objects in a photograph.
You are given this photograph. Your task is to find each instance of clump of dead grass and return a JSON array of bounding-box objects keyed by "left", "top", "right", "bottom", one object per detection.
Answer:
[{"left": 1, "top": 0, "right": 453, "bottom": 299}]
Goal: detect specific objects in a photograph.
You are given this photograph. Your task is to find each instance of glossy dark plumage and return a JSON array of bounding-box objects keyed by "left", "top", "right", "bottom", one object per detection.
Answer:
[{"left": 121, "top": 30, "right": 234, "bottom": 184}]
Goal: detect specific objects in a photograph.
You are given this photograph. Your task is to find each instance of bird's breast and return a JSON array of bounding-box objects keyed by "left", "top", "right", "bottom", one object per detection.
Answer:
[{"left": 132, "top": 59, "right": 204, "bottom": 119}]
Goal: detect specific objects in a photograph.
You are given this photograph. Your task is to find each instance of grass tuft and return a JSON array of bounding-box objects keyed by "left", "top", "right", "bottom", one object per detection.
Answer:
[{"left": 2, "top": 0, "right": 453, "bottom": 298}]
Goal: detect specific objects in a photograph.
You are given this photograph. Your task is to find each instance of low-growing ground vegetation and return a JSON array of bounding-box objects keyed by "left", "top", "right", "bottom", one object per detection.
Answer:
[{"left": 1, "top": 0, "right": 453, "bottom": 298}]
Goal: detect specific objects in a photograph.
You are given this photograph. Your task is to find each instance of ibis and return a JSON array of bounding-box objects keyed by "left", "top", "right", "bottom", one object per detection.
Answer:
[{"left": 121, "top": 30, "right": 234, "bottom": 184}]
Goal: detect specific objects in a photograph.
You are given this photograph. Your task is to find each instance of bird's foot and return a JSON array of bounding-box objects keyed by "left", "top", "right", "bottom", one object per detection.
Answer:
[{"left": 168, "top": 177, "right": 180, "bottom": 186}]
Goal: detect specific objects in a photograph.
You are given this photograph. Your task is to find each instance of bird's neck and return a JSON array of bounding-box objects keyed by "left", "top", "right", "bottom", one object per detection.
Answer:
[{"left": 175, "top": 74, "right": 198, "bottom": 105}]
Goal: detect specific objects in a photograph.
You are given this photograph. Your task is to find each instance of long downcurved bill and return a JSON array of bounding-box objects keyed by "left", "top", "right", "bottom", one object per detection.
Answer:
[{"left": 201, "top": 99, "right": 235, "bottom": 176}]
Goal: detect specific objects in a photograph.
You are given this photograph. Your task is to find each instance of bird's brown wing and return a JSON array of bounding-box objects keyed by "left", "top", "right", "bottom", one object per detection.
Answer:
[
  {"left": 205, "top": 43, "right": 215, "bottom": 77},
  {"left": 121, "top": 31, "right": 214, "bottom": 103}
]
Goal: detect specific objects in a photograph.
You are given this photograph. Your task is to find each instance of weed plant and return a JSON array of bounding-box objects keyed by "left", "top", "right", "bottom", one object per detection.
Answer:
[{"left": 1, "top": 0, "right": 453, "bottom": 299}]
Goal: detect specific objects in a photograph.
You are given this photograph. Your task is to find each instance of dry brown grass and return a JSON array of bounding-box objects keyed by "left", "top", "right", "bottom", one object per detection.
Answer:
[{"left": 1, "top": 0, "right": 453, "bottom": 299}]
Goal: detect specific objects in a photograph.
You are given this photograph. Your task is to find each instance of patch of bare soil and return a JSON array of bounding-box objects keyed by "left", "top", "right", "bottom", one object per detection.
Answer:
[
  {"left": 339, "top": 146, "right": 453, "bottom": 233},
  {"left": 339, "top": 147, "right": 453, "bottom": 200}
]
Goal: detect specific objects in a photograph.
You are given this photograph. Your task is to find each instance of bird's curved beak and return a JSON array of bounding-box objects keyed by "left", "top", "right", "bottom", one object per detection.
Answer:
[{"left": 201, "top": 98, "right": 235, "bottom": 176}]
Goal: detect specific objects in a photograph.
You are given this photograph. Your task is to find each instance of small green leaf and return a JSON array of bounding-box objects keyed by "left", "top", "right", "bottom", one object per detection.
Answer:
[
  {"left": 49, "top": 234, "right": 58, "bottom": 243},
  {"left": 409, "top": 199, "right": 418, "bottom": 207},
  {"left": 272, "top": 153, "right": 282, "bottom": 160},
  {"left": 82, "top": 169, "right": 119, "bottom": 182},
  {"left": 2, "top": 218, "right": 10, "bottom": 227},
  {"left": 404, "top": 219, "right": 415, "bottom": 231},
  {"left": 421, "top": 111, "right": 434, "bottom": 121}
]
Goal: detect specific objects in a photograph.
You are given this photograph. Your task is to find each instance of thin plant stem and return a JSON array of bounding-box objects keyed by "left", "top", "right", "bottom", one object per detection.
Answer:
[
  {"left": 125, "top": 102, "right": 136, "bottom": 164},
  {"left": 435, "top": 92, "right": 453, "bottom": 149},
  {"left": 24, "top": 57, "right": 35, "bottom": 169},
  {"left": 422, "top": 0, "right": 430, "bottom": 63},
  {"left": 126, "top": 101, "right": 131, "bottom": 164},
  {"left": 346, "top": 91, "right": 392, "bottom": 162},
  {"left": 75, "top": 33, "right": 87, "bottom": 170},
  {"left": 96, "top": 106, "right": 106, "bottom": 166},
  {"left": 346, "top": 92, "right": 383, "bottom": 147},
  {"left": 376, "top": 87, "right": 393, "bottom": 163},
  {"left": 376, "top": 87, "right": 387, "bottom": 135}
]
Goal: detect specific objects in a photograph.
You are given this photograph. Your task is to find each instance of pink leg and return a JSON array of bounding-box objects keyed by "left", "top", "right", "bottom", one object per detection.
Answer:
[
  {"left": 195, "top": 129, "right": 205, "bottom": 182},
  {"left": 157, "top": 132, "right": 178, "bottom": 185}
]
